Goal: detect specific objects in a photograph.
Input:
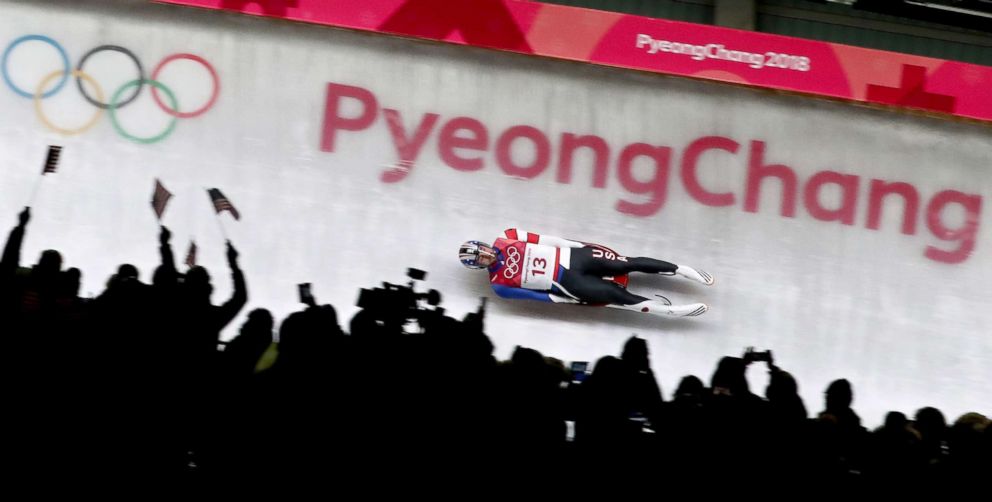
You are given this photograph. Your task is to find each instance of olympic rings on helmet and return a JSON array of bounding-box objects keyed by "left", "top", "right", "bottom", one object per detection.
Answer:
[{"left": 2, "top": 34, "right": 220, "bottom": 144}]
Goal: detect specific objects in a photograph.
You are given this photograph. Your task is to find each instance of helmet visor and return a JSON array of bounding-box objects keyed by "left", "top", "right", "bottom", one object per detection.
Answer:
[{"left": 476, "top": 244, "right": 497, "bottom": 266}]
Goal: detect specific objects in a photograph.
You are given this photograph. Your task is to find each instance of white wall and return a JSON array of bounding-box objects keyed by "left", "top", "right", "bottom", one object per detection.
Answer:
[{"left": 1, "top": 0, "right": 989, "bottom": 425}]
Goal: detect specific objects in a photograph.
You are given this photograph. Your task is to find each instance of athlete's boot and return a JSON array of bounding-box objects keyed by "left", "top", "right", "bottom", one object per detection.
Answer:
[
  {"left": 609, "top": 300, "right": 708, "bottom": 317},
  {"left": 674, "top": 265, "right": 715, "bottom": 286}
]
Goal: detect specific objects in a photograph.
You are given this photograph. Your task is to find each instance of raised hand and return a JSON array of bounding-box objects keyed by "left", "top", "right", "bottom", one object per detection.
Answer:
[{"left": 226, "top": 241, "right": 239, "bottom": 263}]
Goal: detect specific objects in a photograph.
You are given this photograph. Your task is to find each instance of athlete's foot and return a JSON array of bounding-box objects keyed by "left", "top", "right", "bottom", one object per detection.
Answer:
[{"left": 675, "top": 265, "right": 715, "bottom": 286}]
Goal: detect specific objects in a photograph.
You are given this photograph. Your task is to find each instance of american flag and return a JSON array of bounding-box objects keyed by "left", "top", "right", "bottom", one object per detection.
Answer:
[
  {"left": 207, "top": 188, "right": 240, "bottom": 220},
  {"left": 185, "top": 240, "right": 197, "bottom": 268},
  {"left": 42, "top": 145, "right": 62, "bottom": 175},
  {"left": 151, "top": 179, "right": 172, "bottom": 221}
]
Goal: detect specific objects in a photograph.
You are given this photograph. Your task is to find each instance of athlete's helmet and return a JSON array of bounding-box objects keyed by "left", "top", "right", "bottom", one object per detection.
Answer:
[{"left": 459, "top": 240, "right": 496, "bottom": 269}]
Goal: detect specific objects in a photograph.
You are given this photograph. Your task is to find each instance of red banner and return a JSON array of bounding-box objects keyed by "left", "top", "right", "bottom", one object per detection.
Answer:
[{"left": 155, "top": 0, "right": 992, "bottom": 123}]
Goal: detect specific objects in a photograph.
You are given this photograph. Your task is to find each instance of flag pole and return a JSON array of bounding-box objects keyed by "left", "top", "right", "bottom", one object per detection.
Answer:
[
  {"left": 29, "top": 145, "right": 62, "bottom": 207},
  {"left": 26, "top": 176, "right": 44, "bottom": 207},
  {"left": 215, "top": 213, "right": 229, "bottom": 242}
]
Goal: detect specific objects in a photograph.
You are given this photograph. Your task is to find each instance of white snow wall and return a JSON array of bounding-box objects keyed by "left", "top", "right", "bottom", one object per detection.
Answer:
[{"left": 0, "top": 0, "right": 989, "bottom": 424}]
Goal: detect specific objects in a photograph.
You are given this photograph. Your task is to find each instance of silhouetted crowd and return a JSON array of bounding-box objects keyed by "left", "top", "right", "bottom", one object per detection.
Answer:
[{"left": 2, "top": 207, "right": 988, "bottom": 487}]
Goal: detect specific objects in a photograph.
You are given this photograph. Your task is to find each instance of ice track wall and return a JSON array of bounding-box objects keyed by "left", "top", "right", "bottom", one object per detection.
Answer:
[{"left": 0, "top": 0, "right": 989, "bottom": 423}]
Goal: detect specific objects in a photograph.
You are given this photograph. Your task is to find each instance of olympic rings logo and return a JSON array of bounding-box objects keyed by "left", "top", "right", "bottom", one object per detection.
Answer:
[
  {"left": 503, "top": 246, "right": 521, "bottom": 279},
  {"left": 1, "top": 34, "right": 220, "bottom": 144}
]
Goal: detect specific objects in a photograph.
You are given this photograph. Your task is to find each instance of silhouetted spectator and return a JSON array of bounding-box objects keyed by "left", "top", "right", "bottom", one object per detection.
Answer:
[
  {"left": 224, "top": 308, "right": 274, "bottom": 378},
  {"left": 620, "top": 335, "right": 664, "bottom": 431},
  {"left": 700, "top": 356, "right": 770, "bottom": 480},
  {"left": 811, "top": 378, "right": 869, "bottom": 482},
  {"left": 171, "top": 241, "right": 247, "bottom": 475},
  {"left": 658, "top": 375, "right": 707, "bottom": 475},
  {"left": 182, "top": 241, "right": 247, "bottom": 350},
  {"left": 913, "top": 406, "right": 950, "bottom": 480},
  {"left": 867, "top": 411, "right": 922, "bottom": 481},
  {"left": 575, "top": 355, "right": 641, "bottom": 452},
  {"left": 766, "top": 364, "right": 807, "bottom": 423},
  {"left": 947, "top": 412, "right": 990, "bottom": 484},
  {"left": 493, "top": 346, "right": 566, "bottom": 454}
]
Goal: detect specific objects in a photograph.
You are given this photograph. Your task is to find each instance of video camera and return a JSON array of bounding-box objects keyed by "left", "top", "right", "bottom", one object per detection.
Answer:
[{"left": 356, "top": 268, "right": 444, "bottom": 329}]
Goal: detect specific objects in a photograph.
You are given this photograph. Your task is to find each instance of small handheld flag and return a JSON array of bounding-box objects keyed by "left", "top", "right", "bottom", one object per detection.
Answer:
[
  {"left": 185, "top": 240, "right": 197, "bottom": 268},
  {"left": 151, "top": 179, "right": 173, "bottom": 221},
  {"left": 42, "top": 145, "right": 62, "bottom": 175},
  {"left": 207, "top": 188, "right": 240, "bottom": 221},
  {"left": 28, "top": 145, "right": 63, "bottom": 206}
]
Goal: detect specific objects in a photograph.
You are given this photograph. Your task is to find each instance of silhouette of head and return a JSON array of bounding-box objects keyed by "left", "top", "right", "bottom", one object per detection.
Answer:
[
  {"left": 588, "top": 355, "right": 624, "bottom": 389},
  {"left": 246, "top": 308, "right": 274, "bottom": 332},
  {"left": 914, "top": 407, "right": 947, "bottom": 440},
  {"left": 767, "top": 370, "right": 799, "bottom": 401},
  {"left": 711, "top": 356, "right": 748, "bottom": 396},
  {"left": 117, "top": 264, "right": 138, "bottom": 280},
  {"left": 510, "top": 346, "right": 545, "bottom": 370},
  {"left": 60, "top": 267, "right": 81, "bottom": 297},
  {"left": 884, "top": 411, "right": 908, "bottom": 431},
  {"left": 621, "top": 335, "right": 649, "bottom": 371},
  {"left": 825, "top": 378, "right": 853, "bottom": 411},
  {"left": 305, "top": 304, "right": 343, "bottom": 337},
  {"left": 152, "top": 265, "right": 174, "bottom": 288},
  {"left": 349, "top": 308, "right": 380, "bottom": 338},
  {"left": 185, "top": 266, "right": 213, "bottom": 301},
  {"left": 277, "top": 311, "right": 311, "bottom": 358},
  {"left": 952, "top": 412, "right": 989, "bottom": 434},
  {"left": 674, "top": 375, "right": 705, "bottom": 402},
  {"left": 36, "top": 249, "right": 62, "bottom": 275},
  {"left": 236, "top": 308, "right": 274, "bottom": 352}
]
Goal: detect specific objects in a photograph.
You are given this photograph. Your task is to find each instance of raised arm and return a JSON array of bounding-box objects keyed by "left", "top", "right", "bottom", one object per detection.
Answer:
[
  {"left": 158, "top": 226, "right": 177, "bottom": 274},
  {"left": 216, "top": 241, "right": 248, "bottom": 328},
  {"left": 1, "top": 207, "right": 30, "bottom": 278}
]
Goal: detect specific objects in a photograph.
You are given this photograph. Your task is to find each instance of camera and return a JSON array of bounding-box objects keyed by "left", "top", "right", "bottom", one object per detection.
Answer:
[
  {"left": 356, "top": 268, "right": 444, "bottom": 331},
  {"left": 743, "top": 346, "right": 773, "bottom": 364}
]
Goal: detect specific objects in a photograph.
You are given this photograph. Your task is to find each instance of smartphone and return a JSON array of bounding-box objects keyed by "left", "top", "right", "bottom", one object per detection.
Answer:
[
  {"left": 570, "top": 361, "right": 589, "bottom": 383},
  {"left": 298, "top": 282, "right": 314, "bottom": 305}
]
